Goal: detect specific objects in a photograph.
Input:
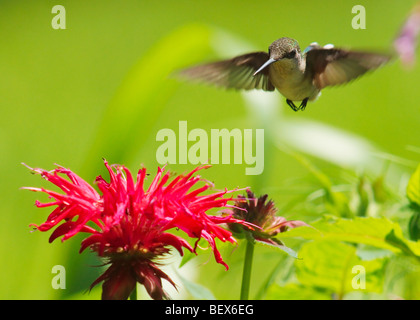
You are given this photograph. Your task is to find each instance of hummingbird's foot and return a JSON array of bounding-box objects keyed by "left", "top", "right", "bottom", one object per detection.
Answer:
[
  {"left": 286, "top": 99, "right": 299, "bottom": 112},
  {"left": 299, "top": 98, "right": 309, "bottom": 111}
]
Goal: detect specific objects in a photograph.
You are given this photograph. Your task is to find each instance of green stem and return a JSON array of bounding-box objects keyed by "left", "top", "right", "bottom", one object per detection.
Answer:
[
  {"left": 129, "top": 284, "right": 137, "bottom": 300},
  {"left": 240, "top": 239, "right": 255, "bottom": 300}
]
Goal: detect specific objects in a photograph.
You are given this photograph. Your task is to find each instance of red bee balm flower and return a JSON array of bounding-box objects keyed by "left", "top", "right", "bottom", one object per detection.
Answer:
[{"left": 23, "top": 161, "right": 246, "bottom": 300}]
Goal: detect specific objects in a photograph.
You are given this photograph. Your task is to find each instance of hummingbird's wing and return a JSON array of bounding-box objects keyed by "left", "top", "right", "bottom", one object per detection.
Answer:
[
  {"left": 304, "top": 48, "right": 391, "bottom": 89},
  {"left": 177, "top": 52, "right": 275, "bottom": 91}
]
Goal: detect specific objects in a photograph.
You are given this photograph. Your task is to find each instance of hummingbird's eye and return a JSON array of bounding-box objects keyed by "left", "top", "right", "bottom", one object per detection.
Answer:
[{"left": 285, "top": 50, "right": 296, "bottom": 58}]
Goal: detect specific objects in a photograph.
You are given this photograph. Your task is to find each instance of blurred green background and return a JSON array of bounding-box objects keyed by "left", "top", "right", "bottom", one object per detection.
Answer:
[{"left": 2, "top": 0, "right": 420, "bottom": 299}]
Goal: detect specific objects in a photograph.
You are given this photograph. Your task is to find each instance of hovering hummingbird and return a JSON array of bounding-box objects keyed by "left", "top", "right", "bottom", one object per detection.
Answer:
[{"left": 178, "top": 37, "right": 391, "bottom": 111}]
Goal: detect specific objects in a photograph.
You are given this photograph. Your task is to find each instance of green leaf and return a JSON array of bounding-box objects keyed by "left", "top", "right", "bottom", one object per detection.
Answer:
[
  {"left": 254, "top": 238, "right": 298, "bottom": 259},
  {"left": 408, "top": 207, "right": 420, "bottom": 241},
  {"left": 384, "top": 255, "right": 420, "bottom": 299},
  {"left": 295, "top": 240, "right": 386, "bottom": 296},
  {"left": 356, "top": 176, "right": 369, "bottom": 217},
  {"left": 384, "top": 229, "right": 420, "bottom": 258},
  {"left": 407, "top": 164, "right": 420, "bottom": 240},
  {"left": 407, "top": 164, "right": 420, "bottom": 206},
  {"left": 276, "top": 216, "right": 420, "bottom": 259}
]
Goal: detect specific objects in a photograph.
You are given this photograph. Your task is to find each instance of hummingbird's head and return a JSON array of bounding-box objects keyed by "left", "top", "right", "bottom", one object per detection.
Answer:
[
  {"left": 269, "top": 37, "right": 301, "bottom": 60},
  {"left": 253, "top": 37, "right": 301, "bottom": 76}
]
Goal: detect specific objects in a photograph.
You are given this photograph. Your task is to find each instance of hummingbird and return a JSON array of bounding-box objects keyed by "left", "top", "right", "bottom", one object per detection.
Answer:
[{"left": 178, "top": 37, "right": 391, "bottom": 111}]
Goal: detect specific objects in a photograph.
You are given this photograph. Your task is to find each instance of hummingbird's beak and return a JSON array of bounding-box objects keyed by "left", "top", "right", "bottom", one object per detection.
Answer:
[{"left": 253, "top": 58, "right": 276, "bottom": 76}]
